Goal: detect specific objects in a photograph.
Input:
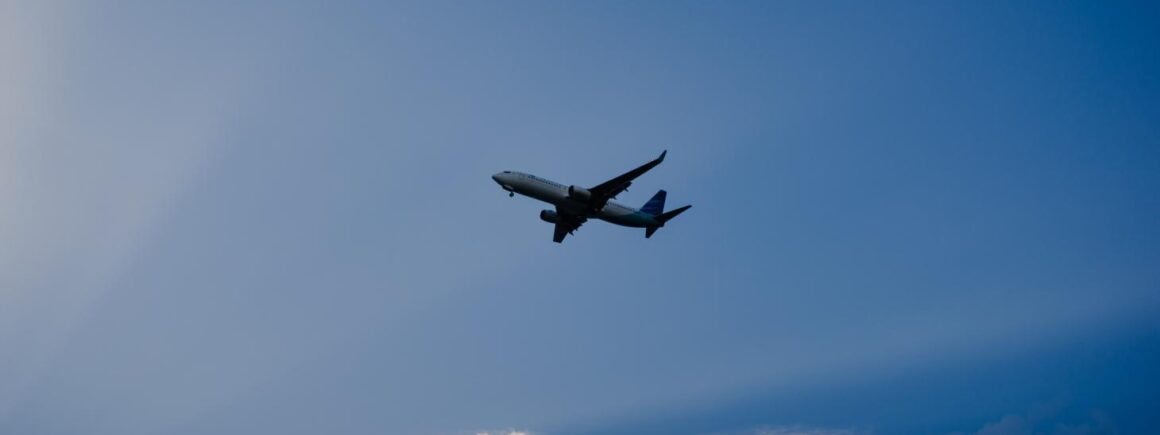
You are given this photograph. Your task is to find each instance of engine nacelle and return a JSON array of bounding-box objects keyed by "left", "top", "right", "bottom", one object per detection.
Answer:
[
  {"left": 568, "top": 185, "right": 592, "bottom": 202},
  {"left": 539, "top": 209, "right": 559, "bottom": 224}
]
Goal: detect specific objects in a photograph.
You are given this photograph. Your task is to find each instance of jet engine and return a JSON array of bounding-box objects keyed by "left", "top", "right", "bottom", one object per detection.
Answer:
[
  {"left": 567, "top": 185, "right": 592, "bottom": 202},
  {"left": 539, "top": 209, "right": 558, "bottom": 223}
]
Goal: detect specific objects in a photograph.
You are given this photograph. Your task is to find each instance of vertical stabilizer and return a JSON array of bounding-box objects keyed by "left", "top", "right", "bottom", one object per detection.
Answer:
[{"left": 641, "top": 190, "right": 667, "bottom": 216}]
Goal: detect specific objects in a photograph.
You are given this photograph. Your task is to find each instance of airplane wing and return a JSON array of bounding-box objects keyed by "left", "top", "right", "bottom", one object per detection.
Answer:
[
  {"left": 586, "top": 150, "right": 666, "bottom": 211},
  {"left": 552, "top": 207, "right": 587, "bottom": 243}
]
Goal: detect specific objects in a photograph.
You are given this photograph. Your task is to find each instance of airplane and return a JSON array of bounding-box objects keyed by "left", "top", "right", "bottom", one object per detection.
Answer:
[{"left": 492, "top": 150, "right": 691, "bottom": 243}]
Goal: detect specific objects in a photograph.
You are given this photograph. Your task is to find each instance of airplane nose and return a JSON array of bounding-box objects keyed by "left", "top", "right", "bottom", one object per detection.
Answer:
[{"left": 491, "top": 173, "right": 502, "bottom": 184}]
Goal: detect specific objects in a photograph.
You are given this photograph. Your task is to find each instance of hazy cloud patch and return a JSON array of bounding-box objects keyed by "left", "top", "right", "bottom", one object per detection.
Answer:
[
  {"left": 469, "top": 430, "right": 534, "bottom": 435},
  {"left": 955, "top": 401, "right": 1116, "bottom": 435},
  {"left": 706, "top": 425, "right": 869, "bottom": 435}
]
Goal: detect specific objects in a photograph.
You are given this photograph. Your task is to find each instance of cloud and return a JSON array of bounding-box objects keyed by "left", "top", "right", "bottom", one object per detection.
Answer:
[
  {"left": 471, "top": 430, "right": 534, "bottom": 435},
  {"left": 707, "top": 425, "right": 869, "bottom": 435},
  {"left": 960, "top": 402, "right": 1115, "bottom": 435},
  {"left": 466, "top": 426, "right": 861, "bottom": 435}
]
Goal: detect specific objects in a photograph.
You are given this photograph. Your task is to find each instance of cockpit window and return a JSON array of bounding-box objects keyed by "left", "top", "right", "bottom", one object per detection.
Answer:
[{"left": 503, "top": 171, "right": 512, "bottom": 174}]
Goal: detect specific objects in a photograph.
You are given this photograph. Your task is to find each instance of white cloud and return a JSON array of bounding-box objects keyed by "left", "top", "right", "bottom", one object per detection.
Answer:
[
  {"left": 470, "top": 430, "right": 534, "bottom": 435},
  {"left": 960, "top": 402, "right": 1115, "bottom": 435},
  {"left": 708, "top": 425, "right": 869, "bottom": 435}
]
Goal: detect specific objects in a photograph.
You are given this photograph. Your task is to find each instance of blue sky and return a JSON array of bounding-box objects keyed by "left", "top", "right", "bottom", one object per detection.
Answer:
[{"left": 2, "top": 1, "right": 1158, "bottom": 434}]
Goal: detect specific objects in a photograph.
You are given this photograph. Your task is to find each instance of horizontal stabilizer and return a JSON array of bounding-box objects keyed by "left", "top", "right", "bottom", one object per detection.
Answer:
[
  {"left": 645, "top": 204, "right": 691, "bottom": 239},
  {"left": 657, "top": 205, "right": 691, "bottom": 224}
]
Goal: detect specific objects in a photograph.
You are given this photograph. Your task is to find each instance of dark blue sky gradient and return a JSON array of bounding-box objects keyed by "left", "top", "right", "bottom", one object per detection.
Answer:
[{"left": 568, "top": 315, "right": 1160, "bottom": 434}]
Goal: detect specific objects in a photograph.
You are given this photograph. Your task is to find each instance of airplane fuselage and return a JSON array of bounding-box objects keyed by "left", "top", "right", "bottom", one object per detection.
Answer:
[{"left": 492, "top": 171, "right": 658, "bottom": 228}]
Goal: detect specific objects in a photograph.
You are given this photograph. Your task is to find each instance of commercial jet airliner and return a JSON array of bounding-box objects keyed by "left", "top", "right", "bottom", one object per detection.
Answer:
[{"left": 492, "top": 150, "right": 691, "bottom": 243}]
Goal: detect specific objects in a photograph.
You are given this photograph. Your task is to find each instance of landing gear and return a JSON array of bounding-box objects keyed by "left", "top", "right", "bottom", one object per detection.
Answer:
[{"left": 509, "top": 192, "right": 514, "bottom": 197}]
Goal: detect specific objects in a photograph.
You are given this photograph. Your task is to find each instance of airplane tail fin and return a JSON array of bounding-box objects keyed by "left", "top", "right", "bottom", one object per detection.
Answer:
[
  {"left": 645, "top": 204, "right": 692, "bottom": 238},
  {"left": 641, "top": 190, "right": 666, "bottom": 216}
]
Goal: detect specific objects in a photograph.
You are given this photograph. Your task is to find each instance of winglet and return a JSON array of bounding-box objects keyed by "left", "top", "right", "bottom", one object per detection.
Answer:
[{"left": 658, "top": 150, "right": 667, "bottom": 162}]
